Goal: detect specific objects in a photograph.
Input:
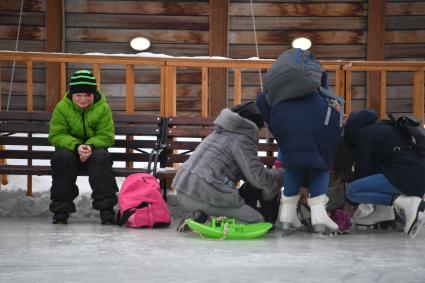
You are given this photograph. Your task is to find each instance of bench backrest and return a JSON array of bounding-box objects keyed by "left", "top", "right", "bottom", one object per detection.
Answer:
[
  {"left": 163, "top": 116, "right": 278, "bottom": 167},
  {"left": 0, "top": 111, "right": 163, "bottom": 165}
]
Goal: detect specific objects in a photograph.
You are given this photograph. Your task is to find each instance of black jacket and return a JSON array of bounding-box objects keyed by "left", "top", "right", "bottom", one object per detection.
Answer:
[{"left": 344, "top": 110, "right": 425, "bottom": 197}]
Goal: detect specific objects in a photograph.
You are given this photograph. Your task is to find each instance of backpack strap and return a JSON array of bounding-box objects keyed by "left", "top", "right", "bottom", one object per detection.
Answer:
[
  {"left": 147, "top": 148, "right": 162, "bottom": 177},
  {"left": 116, "top": 202, "right": 150, "bottom": 227},
  {"left": 319, "top": 87, "right": 345, "bottom": 127}
]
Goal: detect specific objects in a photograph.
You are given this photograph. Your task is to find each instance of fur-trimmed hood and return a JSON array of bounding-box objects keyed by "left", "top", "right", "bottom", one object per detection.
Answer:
[{"left": 214, "top": 109, "right": 259, "bottom": 143}]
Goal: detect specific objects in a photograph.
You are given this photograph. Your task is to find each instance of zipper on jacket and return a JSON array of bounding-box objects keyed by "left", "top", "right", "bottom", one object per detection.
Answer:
[{"left": 82, "top": 109, "right": 87, "bottom": 141}]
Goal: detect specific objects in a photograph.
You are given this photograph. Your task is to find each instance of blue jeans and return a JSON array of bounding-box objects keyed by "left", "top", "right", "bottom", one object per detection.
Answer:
[
  {"left": 283, "top": 167, "right": 329, "bottom": 197},
  {"left": 346, "top": 173, "right": 401, "bottom": 205}
]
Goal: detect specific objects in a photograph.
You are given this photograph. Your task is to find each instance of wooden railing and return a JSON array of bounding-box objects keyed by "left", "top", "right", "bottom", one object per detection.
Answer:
[
  {"left": 0, "top": 51, "right": 424, "bottom": 123},
  {"left": 343, "top": 61, "right": 425, "bottom": 123}
]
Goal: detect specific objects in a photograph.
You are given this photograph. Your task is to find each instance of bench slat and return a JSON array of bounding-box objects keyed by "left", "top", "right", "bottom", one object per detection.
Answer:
[
  {"left": 168, "top": 128, "right": 213, "bottom": 138},
  {"left": 0, "top": 111, "right": 51, "bottom": 121},
  {"left": 0, "top": 136, "right": 50, "bottom": 146},
  {"left": 0, "top": 150, "right": 156, "bottom": 162},
  {"left": 115, "top": 125, "right": 160, "bottom": 136},
  {"left": 0, "top": 123, "right": 50, "bottom": 133},
  {"left": 0, "top": 165, "right": 149, "bottom": 177},
  {"left": 168, "top": 116, "right": 215, "bottom": 126},
  {"left": 0, "top": 136, "right": 159, "bottom": 149},
  {"left": 113, "top": 114, "right": 161, "bottom": 124}
]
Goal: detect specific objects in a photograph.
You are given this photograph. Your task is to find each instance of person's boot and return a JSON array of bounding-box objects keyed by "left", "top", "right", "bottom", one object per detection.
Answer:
[
  {"left": 308, "top": 195, "right": 338, "bottom": 233},
  {"left": 279, "top": 194, "right": 302, "bottom": 231},
  {"left": 100, "top": 209, "right": 116, "bottom": 225},
  {"left": 177, "top": 210, "right": 208, "bottom": 232},
  {"left": 353, "top": 205, "right": 395, "bottom": 229},
  {"left": 52, "top": 212, "right": 69, "bottom": 224},
  {"left": 393, "top": 195, "right": 425, "bottom": 237}
]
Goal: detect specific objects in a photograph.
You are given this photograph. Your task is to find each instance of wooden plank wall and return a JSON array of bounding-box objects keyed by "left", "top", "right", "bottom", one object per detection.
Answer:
[
  {"left": 384, "top": 0, "right": 425, "bottom": 115},
  {"left": 228, "top": 0, "right": 368, "bottom": 110},
  {"left": 0, "top": 0, "right": 424, "bottom": 116},
  {"left": 65, "top": 0, "right": 210, "bottom": 115},
  {"left": 0, "top": 0, "right": 46, "bottom": 111}
]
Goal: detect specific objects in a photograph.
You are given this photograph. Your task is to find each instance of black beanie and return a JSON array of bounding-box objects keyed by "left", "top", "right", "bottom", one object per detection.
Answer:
[
  {"left": 231, "top": 101, "right": 265, "bottom": 129},
  {"left": 68, "top": 70, "right": 98, "bottom": 95}
]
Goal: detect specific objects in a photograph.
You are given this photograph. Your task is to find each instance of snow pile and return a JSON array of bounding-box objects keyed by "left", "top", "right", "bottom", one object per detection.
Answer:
[
  {"left": 0, "top": 188, "right": 188, "bottom": 222},
  {"left": 0, "top": 189, "right": 98, "bottom": 219}
]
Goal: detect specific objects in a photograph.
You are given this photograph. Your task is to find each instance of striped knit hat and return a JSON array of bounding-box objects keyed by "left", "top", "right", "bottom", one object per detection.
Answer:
[{"left": 68, "top": 70, "right": 98, "bottom": 95}]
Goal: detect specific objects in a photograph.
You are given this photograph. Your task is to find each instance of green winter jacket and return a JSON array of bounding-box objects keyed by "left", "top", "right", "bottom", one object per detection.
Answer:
[{"left": 48, "top": 91, "right": 115, "bottom": 151}]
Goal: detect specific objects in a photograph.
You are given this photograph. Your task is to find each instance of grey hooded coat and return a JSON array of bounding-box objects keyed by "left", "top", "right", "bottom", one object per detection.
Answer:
[{"left": 172, "top": 108, "right": 284, "bottom": 208}]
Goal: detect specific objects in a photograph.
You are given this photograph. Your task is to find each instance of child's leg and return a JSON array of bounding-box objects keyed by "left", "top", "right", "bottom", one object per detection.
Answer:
[
  {"left": 283, "top": 168, "right": 303, "bottom": 197},
  {"left": 308, "top": 168, "right": 330, "bottom": 197},
  {"left": 280, "top": 168, "right": 303, "bottom": 229},
  {"left": 177, "top": 193, "right": 264, "bottom": 224},
  {"left": 306, "top": 168, "right": 338, "bottom": 232},
  {"left": 346, "top": 173, "right": 402, "bottom": 205},
  {"left": 49, "top": 148, "right": 80, "bottom": 214}
]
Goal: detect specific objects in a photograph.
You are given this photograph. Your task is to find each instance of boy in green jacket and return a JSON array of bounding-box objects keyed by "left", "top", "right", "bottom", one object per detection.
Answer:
[{"left": 48, "top": 70, "right": 118, "bottom": 225}]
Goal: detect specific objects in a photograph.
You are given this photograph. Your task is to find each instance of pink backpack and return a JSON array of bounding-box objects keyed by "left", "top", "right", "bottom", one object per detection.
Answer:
[{"left": 116, "top": 173, "right": 171, "bottom": 228}]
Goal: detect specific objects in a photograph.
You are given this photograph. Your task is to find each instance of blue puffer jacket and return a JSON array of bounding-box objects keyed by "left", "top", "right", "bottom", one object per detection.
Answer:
[
  {"left": 257, "top": 90, "right": 342, "bottom": 170},
  {"left": 344, "top": 109, "right": 425, "bottom": 197}
]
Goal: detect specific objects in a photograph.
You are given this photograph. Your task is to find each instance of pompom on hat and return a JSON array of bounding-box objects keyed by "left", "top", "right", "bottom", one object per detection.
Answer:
[
  {"left": 231, "top": 101, "right": 265, "bottom": 129},
  {"left": 68, "top": 70, "right": 98, "bottom": 95}
]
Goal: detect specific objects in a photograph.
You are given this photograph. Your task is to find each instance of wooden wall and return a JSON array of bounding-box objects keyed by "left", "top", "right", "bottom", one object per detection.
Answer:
[
  {"left": 0, "top": 0, "right": 424, "bottom": 116},
  {"left": 0, "top": 0, "right": 46, "bottom": 111},
  {"left": 383, "top": 0, "right": 425, "bottom": 115},
  {"left": 228, "top": 0, "right": 368, "bottom": 110}
]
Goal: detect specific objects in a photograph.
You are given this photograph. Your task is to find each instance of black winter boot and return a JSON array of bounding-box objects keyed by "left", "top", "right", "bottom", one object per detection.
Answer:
[
  {"left": 100, "top": 209, "right": 116, "bottom": 225},
  {"left": 52, "top": 212, "right": 69, "bottom": 224},
  {"left": 177, "top": 210, "right": 209, "bottom": 232}
]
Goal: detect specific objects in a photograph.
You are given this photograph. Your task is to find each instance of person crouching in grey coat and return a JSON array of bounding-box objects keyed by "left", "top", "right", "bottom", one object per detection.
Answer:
[{"left": 172, "top": 101, "right": 284, "bottom": 229}]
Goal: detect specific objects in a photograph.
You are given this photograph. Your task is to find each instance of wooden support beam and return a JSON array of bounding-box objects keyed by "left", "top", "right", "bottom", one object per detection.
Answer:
[
  {"left": 209, "top": 0, "right": 228, "bottom": 116},
  {"left": 60, "top": 62, "right": 66, "bottom": 97},
  {"left": 379, "top": 71, "right": 387, "bottom": 119},
  {"left": 93, "top": 64, "right": 101, "bottom": 89},
  {"left": 27, "top": 61, "right": 33, "bottom": 111},
  {"left": 367, "top": 0, "right": 387, "bottom": 112},
  {"left": 201, "top": 67, "right": 208, "bottom": 117},
  {"left": 125, "top": 64, "right": 135, "bottom": 114},
  {"left": 164, "top": 66, "right": 177, "bottom": 117},
  {"left": 160, "top": 66, "right": 166, "bottom": 116},
  {"left": 45, "top": 0, "right": 64, "bottom": 112},
  {"left": 345, "top": 70, "right": 352, "bottom": 114},
  {"left": 233, "top": 68, "right": 242, "bottom": 106},
  {"left": 413, "top": 70, "right": 424, "bottom": 125}
]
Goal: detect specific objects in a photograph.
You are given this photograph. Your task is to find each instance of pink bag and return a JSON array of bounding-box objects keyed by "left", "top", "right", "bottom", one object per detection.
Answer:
[{"left": 116, "top": 173, "right": 171, "bottom": 228}]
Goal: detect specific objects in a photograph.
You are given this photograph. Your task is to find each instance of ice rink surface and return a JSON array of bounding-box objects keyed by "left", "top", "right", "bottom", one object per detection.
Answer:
[{"left": 1, "top": 216, "right": 424, "bottom": 283}]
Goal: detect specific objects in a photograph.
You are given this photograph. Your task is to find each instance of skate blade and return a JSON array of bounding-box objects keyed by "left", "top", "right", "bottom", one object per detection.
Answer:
[
  {"left": 281, "top": 223, "right": 300, "bottom": 236},
  {"left": 313, "top": 224, "right": 337, "bottom": 235},
  {"left": 408, "top": 212, "right": 425, "bottom": 238},
  {"left": 355, "top": 220, "right": 396, "bottom": 230},
  {"left": 282, "top": 229, "right": 298, "bottom": 236}
]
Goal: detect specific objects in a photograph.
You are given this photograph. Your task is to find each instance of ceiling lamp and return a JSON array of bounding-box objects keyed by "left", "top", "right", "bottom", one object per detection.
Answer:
[
  {"left": 291, "top": 37, "right": 312, "bottom": 50},
  {"left": 130, "top": 37, "right": 151, "bottom": 51}
]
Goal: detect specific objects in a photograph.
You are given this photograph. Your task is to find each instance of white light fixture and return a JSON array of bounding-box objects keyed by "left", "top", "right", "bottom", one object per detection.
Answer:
[
  {"left": 130, "top": 36, "right": 151, "bottom": 51},
  {"left": 291, "top": 37, "right": 312, "bottom": 50}
]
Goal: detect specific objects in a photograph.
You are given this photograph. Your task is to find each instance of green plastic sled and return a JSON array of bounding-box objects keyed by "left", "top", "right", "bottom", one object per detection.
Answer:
[{"left": 186, "top": 217, "right": 272, "bottom": 240}]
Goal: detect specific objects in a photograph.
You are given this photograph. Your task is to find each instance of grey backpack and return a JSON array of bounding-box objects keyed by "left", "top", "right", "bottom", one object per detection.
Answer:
[{"left": 264, "top": 48, "right": 345, "bottom": 126}]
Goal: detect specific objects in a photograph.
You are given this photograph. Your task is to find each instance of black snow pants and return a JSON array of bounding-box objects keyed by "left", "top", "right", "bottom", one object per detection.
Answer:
[
  {"left": 49, "top": 148, "right": 118, "bottom": 213},
  {"left": 239, "top": 182, "right": 281, "bottom": 225}
]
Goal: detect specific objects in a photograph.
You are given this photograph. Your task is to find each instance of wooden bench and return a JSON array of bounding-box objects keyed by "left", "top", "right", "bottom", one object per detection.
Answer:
[
  {"left": 0, "top": 111, "right": 164, "bottom": 196},
  {"left": 157, "top": 116, "right": 279, "bottom": 192}
]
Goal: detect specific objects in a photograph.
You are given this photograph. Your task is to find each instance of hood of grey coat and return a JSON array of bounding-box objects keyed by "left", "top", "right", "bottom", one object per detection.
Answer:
[{"left": 214, "top": 109, "right": 259, "bottom": 143}]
